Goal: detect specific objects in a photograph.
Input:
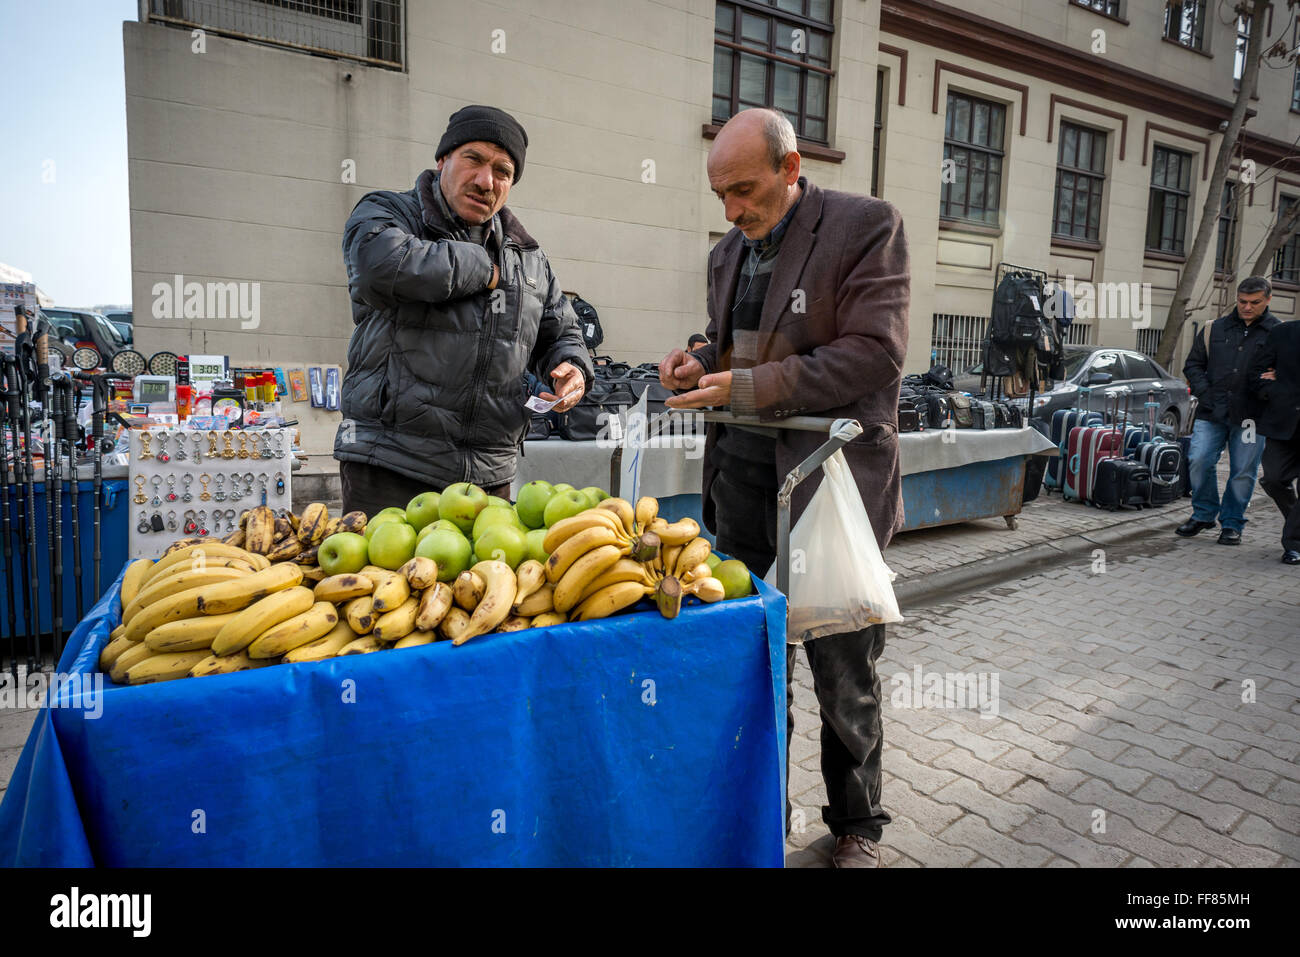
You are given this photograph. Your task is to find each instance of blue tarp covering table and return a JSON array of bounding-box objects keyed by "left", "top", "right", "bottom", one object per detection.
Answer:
[{"left": 1, "top": 562, "right": 788, "bottom": 867}]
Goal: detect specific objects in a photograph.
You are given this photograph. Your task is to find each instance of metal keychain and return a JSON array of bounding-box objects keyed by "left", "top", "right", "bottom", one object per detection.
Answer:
[
  {"left": 137, "top": 510, "right": 151, "bottom": 534},
  {"left": 181, "top": 473, "right": 194, "bottom": 503},
  {"left": 237, "top": 433, "right": 250, "bottom": 459},
  {"left": 273, "top": 432, "right": 286, "bottom": 459},
  {"left": 156, "top": 432, "right": 170, "bottom": 463},
  {"left": 222, "top": 430, "right": 236, "bottom": 459},
  {"left": 150, "top": 511, "right": 165, "bottom": 533},
  {"left": 197, "top": 509, "right": 209, "bottom": 536},
  {"left": 166, "top": 510, "right": 178, "bottom": 532},
  {"left": 165, "top": 475, "right": 178, "bottom": 502},
  {"left": 213, "top": 473, "right": 227, "bottom": 502},
  {"left": 199, "top": 473, "right": 212, "bottom": 501},
  {"left": 192, "top": 432, "right": 204, "bottom": 464},
  {"left": 173, "top": 433, "right": 187, "bottom": 461},
  {"left": 183, "top": 509, "right": 198, "bottom": 534},
  {"left": 259, "top": 433, "right": 273, "bottom": 460},
  {"left": 133, "top": 476, "right": 147, "bottom": 505},
  {"left": 208, "top": 432, "right": 220, "bottom": 457},
  {"left": 140, "top": 431, "right": 152, "bottom": 458},
  {"left": 150, "top": 475, "right": 164, "bottom": 507}
]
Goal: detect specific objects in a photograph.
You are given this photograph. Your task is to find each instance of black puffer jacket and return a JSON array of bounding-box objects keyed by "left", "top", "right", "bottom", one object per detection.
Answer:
[
  {"left": 1183, "top": 307, "right": 1279, "bottom": 428},
  {"left": 334, "top": 170, "right": 593, "bottom": 489}
]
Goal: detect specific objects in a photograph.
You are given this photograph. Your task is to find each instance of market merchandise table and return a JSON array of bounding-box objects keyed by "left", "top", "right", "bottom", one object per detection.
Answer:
[
  {"left": 516, "top": 428, "right": 1057, "bottom": 534},
  {"left": 0, "top": 562, "right": 789, "bottom": 867}
]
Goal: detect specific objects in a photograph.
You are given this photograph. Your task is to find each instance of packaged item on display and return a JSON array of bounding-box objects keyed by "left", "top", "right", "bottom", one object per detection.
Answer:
[
  {"left": 308, "top": 367, "right": 324, "bottom": 407},
  {"left": 288, "top": 369, "right": 308, "bottom": 402}
]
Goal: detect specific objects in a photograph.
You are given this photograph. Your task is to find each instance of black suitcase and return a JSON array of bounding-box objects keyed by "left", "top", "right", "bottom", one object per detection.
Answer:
[
  {"left": 970, "top": 399, "right": 997, "bottom": 430},
  {"left": 926, "top": 393, "right": 953, "bottom": 429},
  {"left": 558, "top": 377, "right": 640, "bottom": 440},
  {"left": 1092, "top": 458, "right": 1151, "bottom": 510},
  {"left": 898, "top": 404, "right": 921, "bottom": 432}
]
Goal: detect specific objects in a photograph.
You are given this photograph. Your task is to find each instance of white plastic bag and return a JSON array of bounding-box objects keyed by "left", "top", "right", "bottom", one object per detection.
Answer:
[{"left": 763, "top": 450, "right": 903, "bottom": 643}]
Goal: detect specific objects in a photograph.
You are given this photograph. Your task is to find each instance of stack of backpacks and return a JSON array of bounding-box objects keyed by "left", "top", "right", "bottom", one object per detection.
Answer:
[
  {"left": 982, "top": 270, "right": 1067, "bottom": 397},
  {"left": 1046, "top": 392, "right": 1184, "bottom": 509},
  {"left": 899, "top": 366, "right": 1025, "bottom": 433}
]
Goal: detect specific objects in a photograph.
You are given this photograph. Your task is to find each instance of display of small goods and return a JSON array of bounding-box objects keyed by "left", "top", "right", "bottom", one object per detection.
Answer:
[
  {"left": 288, "top": 369, "right": 308, "bottom": 403},
  {"left": 127, "top": 427, "right": 294, "bottom": 561}
]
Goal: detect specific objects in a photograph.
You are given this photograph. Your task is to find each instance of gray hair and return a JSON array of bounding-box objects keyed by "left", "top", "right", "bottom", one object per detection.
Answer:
[
  {"left": 1238, "top": 276, "right": 1272, "bottom": 297},
  {"left": 759, "top": 109, "right": 798, "bottom": 171}
]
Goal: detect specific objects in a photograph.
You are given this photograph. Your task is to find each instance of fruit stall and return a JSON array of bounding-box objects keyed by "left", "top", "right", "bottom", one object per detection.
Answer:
[{"left": 0, "top": 490, "right": 789, "bottom": 867}]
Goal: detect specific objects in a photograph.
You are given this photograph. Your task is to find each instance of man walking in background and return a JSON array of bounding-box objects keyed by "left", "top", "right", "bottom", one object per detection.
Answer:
[
  {"left": 659, "top": 108, "right": 909, "bottom": 868},
  {"left": 1178, "top": 277, "right": 1280, "bottom": 545},
  {"left": 1251, "top": 318, "right": 1300, "bottom": 564}
]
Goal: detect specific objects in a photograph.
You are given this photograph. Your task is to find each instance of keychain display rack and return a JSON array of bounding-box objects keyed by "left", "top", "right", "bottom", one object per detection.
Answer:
[{"left": 127, "top": 427, "right": 293, "bottom": 561}]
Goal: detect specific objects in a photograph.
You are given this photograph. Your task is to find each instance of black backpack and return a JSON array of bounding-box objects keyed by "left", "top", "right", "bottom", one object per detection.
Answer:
[
  {"left": 571, "top": 295, "right": 603, "bottom": 352},
  {"left": 989, "top": 274, "right": 1044, "bottom": 346}
]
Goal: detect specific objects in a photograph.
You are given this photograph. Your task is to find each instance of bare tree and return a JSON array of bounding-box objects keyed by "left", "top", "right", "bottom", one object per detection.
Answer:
[
  {"left": 1251, "top": 193, "right": 1300, "bottom": 277},
  {"left": 1154, "top": 0, "right": 1288, "bottom": 370}
]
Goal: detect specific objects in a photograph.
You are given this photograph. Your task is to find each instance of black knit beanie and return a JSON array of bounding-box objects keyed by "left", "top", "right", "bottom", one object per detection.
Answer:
[{"left": 435, "top": 105, "right": 528, "bottom": 183}]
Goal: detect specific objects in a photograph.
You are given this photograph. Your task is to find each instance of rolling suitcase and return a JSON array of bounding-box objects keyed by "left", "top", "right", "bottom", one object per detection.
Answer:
[
  {"left": 1092, "top": 458, "right": 1152, "bottom": 510},
  {"left": 1066, "top": 395, "right": 1126, "bottom": 504},
  {"left": 1135, "top": 394, "right": 1183, "bottom": 506},
  {"left": 1047, "top": 401, "right": 1103, "bottom": 491}
]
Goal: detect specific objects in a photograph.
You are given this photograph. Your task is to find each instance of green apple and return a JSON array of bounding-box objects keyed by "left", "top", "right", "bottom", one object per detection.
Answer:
[
  {"left": 439, "top": 482, "right": 489, "bottom": 536},
  {"left": 474, "top": 524, "right": 528, "bottom": 568},
  {"left": 578, "top": 486, "right": 609, "bottom": 508},
  {"left": 525, "top": 528, "right": 550, "bottom": 564},
  {"left": 472, "top": 504, "right": 526, "bottom": 542},
  {"left": 514, "top": 480, "right": 556, "bottom": 529},
  {"left": 543, "top": 489, "right": 591, "bottom": 527},
  {"left": 714, "top": 559, "right": 753, "bottom": 600},
  {"left": 367, "top": 521, "right": 418, "bottom": 570},
  {"left": 405, "top": 491, "right": 441, "bottom": 531},
  {"left": 364, "top": 507, "right": 408, "bottom": 541},
  {"left": 317, "top": 532, "right": 369, "bottom": 576},
  {"left": 487, "top": 495, "right": 512, "bottom": 509},
  {"left": 705, "top": 552, "right": 722, "bottom": 572},
  {"left": 552, "top": 483, "right": 575, "bottom": 494},
  {"left": 417, "top": 518, "right": 460, "bottom": 544},
  {"left": 416, "top": 528, "right": 473, "bottom": 582}
]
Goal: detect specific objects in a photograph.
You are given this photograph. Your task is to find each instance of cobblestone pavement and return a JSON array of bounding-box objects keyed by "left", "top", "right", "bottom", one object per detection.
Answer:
[{"left": 787, "top": 490, "right": 1300, "bottom": 867}]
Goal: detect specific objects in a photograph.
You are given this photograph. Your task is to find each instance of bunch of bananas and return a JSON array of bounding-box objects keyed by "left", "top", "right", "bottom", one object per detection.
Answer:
[{"left": 542, "top": 495, "right": 726, "bottom": 621}]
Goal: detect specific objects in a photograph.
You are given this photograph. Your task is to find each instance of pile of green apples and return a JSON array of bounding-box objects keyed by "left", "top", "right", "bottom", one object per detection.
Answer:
[{"left": 316, "top": 480, "right": 612, "bottom": 582}]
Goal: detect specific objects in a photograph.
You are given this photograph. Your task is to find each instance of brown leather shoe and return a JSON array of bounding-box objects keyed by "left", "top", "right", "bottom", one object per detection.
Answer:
[{"left": 832, "top": 835, "right": 881, "bottom": 868}]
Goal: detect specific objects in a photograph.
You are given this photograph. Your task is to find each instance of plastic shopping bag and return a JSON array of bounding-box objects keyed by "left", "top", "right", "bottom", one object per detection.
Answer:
[{"left": 763, "top": 450, "right": 903, "bottom": 643}]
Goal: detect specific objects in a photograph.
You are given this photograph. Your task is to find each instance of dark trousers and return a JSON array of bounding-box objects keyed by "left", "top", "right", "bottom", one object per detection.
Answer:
[
  {"left": 710, "top": 468, "right": 892, "bottom": 842},
  {"left": 1259, "top": 432, "right": 1300, "bottom": 552},
  {"left": 339, "top": 460, "right": 511, "bottom": 516}
]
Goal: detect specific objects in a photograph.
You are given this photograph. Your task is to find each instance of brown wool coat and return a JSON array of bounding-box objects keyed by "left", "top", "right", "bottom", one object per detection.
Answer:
[{"left": 693, "top": 179, "right": 911, "bottom": 552}]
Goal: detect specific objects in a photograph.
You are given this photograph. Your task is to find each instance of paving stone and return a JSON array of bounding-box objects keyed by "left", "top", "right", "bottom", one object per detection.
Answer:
[
  {"left": 930, "top": 777, "right": 1035, "bottom": 832},
  {"left": 1055, "top": 747, "right": 1152, "bottom": 793},
  {"left": 1066, "top": 778, "right": 1178, "bottom": 833},
  {"left": 1226, "top": 814, "right": 1300, "bottom": 859},
  {"left": 881, "top": 721, "right": 956, "bottom": 763},
  {"left": 1236, "top": 746, "right": 1300, "bottom": 784},
  {"left": 1265, "top": 776, "right": 1300, "bottom": 805},
  {"left": 883, "top": 746, "right": 961, "bottom": 795},
  {"left": 995, "top": 746, "right": 1090, "bottom": 795},
  {"left": 1009, "top": 816, "right": 1129, "bottom": 867},
  {"left": 883, "top": 780, "right": 966, "bottom": 832},
  {"left": 1155, "top": 813, "right": 1286, "bottom": 867},
  {"left": 881, "top": 814, "right": 980, "bottom": 868},
  {"left": 1199, "top": 777, "right": 1300, "bottom": 831},
  {"left": 937, "top": 814, "right": 1055, "bottom": 867},
  {"left": 1134, "top": 776, "right": 1246, "bottom": 834},
  {"left": 928, "top": 722, "right": 1012, "bottom": 763},
  {"left": 1109, "top": 744, "right": 1212, "bottom": 791},
  {"left": 983, "top": 720, "right": 1068, "bottom": 760},
  {"left": 933, "top": 746, "right": 1026, "bottom": 795}
]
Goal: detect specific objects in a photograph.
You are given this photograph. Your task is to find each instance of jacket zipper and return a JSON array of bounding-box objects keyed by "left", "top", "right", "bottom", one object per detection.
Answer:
[{"left": 461, "top": 241, "right": 522, "bottom": 482}]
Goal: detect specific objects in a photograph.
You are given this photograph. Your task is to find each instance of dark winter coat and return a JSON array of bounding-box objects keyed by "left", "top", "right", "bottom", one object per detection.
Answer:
[
  {"left": 334, "top": 170, "right": 593, "bottom": 489},
  {"left": 1250, "top": 319, "right": 1300, "bottom": 441},
  {"left": 1183, "top": 307, "right": 1279, "bottom": 429}
]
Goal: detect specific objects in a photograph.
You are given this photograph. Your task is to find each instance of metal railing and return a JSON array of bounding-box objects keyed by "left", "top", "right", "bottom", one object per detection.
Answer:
[
  {"left": 930, "top": 313, "right": 987, "bottom": 373},
  {"left": 146, "top": 0, "right": 404, "bottom": 68}
]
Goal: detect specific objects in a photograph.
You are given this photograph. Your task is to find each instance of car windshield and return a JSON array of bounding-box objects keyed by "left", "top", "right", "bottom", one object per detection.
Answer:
[{"left": 1063, "top": 351, "right": 1091, "bottom": 379}]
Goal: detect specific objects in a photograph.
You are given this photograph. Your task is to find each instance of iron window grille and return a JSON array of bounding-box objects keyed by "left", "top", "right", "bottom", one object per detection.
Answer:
[
  {"left": 1135, "top": 328, "right": 1163, "bottom": 358},
  {"left": 930, "top": 314, "right": 987, "bottom": 373},
  {"left": 712, "top": 0, "right": 835, "bottom": 144},
  {"left": 940, "top": 91, "right": 1006, "bottom": 227},
  {"left": 1072, "top": 1, "right": 1121, "bottom": 16},
  {"left": 1053, "top": 122, "right": 1107, "bottom": 242},
  {"left": 1164, "top": 0, "right": 1207, "bottom": 51},
  {"left": 1145, "top": 146, "right": 1193, "bottom": 255},
  {"left": 1216, "top": 181, "right": 1238, "bottom": 274},
  {"left": 1274, "top": 196, "right": 1300, "bottom": 284}
]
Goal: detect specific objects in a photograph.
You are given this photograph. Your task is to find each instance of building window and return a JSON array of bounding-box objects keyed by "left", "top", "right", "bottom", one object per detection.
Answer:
[
  {"left": 1165, "top": 1, "right": 1207, "bottom": 51},
  {"left": 1292, "top": 63, "right": 1300, "bottom": 111},
  {"left": 1145, "top": 146, "right": 1193, "bottom": 255},
  {"left": 1053, "top": 122, "right": 1106, "bottom": 242},
  {"left": 1072, "top": 0, "right": 1121, "bottom": 16},
  {"left": 1274, "top": 196, "right": 1300, "bottom": 284},
  {"left": 1234, "top": 15, "right": 1250, "bottom": 88},
  {"left": 1216, "top": 181, "right": 1238, "bottom": 273},
  {"left": 940, "top": 91, "right": 1006, "bottom": 226},
  {"left": 930, "top": 314, "right": 987, "bottom": 373},
  {"left": 712, "top": 1, "right": 835, "bottom": 144},
  {"left": 872, "top": 68, "right": 884, "bottom": 196},
  {"left": 1135, "top": 328, "right": 1163, "bottom": 359}
]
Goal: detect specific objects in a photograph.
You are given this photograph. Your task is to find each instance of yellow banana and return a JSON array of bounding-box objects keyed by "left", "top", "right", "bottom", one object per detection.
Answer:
[
  {"left": 248, "top": 601, "right": 339, "bottom": 658},
  {"left": 143, "top": 542, "right": 256, "bottom": 586},
  {"left": 339, "top": 635, "right": 385, "bottom": 655},
  {"left": 571, "top": 580, "right": 649, "bottom": 622},
  {"left": 635, "top": 496, "right": 659, "bottom": 528},
  {"left": 313, "top": 573, "right": 374, "bottom": 604},
  {"left": 596, "top": 497, "right": 636, "bottom": 535},
  {"left": 211, "top": 585, "right": 316, "bottom": 656},
  {"left": 297, "top": 503, "right": 330, "bottom": 545},
  {"left": 393, "top": 632, "right": 436, "bottom": 650},
  {"left": 244, "top": 552, "right": 272, "bottom": 571},
  {"left": 122, "top": 585, "right": 211, "bottom": 644},
  {"left": 438, "top": 606, "right": 473, "bottom": 643},
  {"left": 658, "top": 518, "right": 701, "bottom": 546},
  {"left": 542, "top": 509, "right": 626, "bottom": 554},
  {"left": 686, "top": 576, "right": 726, "bottom": 603},
  {"left": 99, "top": 635, "right": 140, "bottom": 672},
  {"left": 513, "top": 582, "right": 555, "bottom": 617},
  {"left": 127, "top": 649, "right": 211, "bottom": 684},
  {"left": 399, "top": 556, "right": 439, "bottom": 590},
  {"left": 243, "top": 505, "right": 277, "bottom": 554},
  {"left": 320, "top": 516, "right": 343, "bottom": 538},
  {"left": 283, "top": 621, "right": 357, "bottom": 663},
  {"left": 552, "top": 544, "right": 624, "bottom": 613},
  {"left": 119, "top": 559, "right": 154, "bottom": 608},
  {"left": 110, "top": 623, "right": 127, "bottom": 641},
  {"left": 674, "top": 537, "right": 712, "bottom": 579},
  {"left": 661, "top": 544, "right": 682, "bottom": 579},
  {"left": 415, "top": 582, "right": 454, "bottom": 631},
  {"left": 300, "top": 565, "right": 327, "bottom": 582},
  {"left": 452, "top": 570, "right": 485, "bottom": 611},
  {"left": 163, "top": 536, "right": 204, "bottom": 556},
  {"left": 223, "top": 527, "right": 247, "bottom": 548},
  {"left": 530, "top": 611, "right": 568, "bottom": 628},
  {"left": 189, "top": 650, "right": 278, "bottom": 676},
  {"left": 193, "top": 562, "right": 304, "bottom": 616},
  {"left": 370, "top": 572, "right": 411, "bottom": 612},
  {"left": 344, "top": 595, "right": 376, "bottom": 635},
  {"left": 123, "top": 565, "right": 251, "bottom": 624},
  {"left": 266, "top": 537, "right": 304, "bottom": 562},
  {"left": 337, "top": 510, "right": 368, "bottom": 534},
  {"left": 453, "top": 561, "right": 517, "bottom": 645},
  {"left": 544, "top": 526, "right": 623, "bottom": 584},
  {"left": 513, "top": 559, "right": 546, "bottom": 605},
  {"left": 145, "top": 611, "right": 243, "bottom": 653},
  {"left": 574, "top": 558, "right": 655, "bottom": 607},
  {"left": 496, "top": 615, "right": 531, "bottom": 633},
  {"left": 372, "top": 596, "right": 419, "bottom": 642},
  {"left": 294, "top": 546, "right": 321, "bottom": 566},
  {"left": 109, "top": 642, "right": 156, "bottom": 683}
]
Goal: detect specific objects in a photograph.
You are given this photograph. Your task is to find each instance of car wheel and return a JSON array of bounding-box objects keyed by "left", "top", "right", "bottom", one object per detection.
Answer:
[{"left": 1159, "top": 409, "right": 1179, "bottom": 433}]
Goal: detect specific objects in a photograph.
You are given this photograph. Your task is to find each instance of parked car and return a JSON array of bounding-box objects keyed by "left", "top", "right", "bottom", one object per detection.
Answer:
[
  {"left": 954, "top": 345, "right": 1192, "bottom": 434},
  {"left": 42, "top": 307, "right": 128, "bottom": 365},
  {"left": 33, "top": 311, "right": 76, "bottom": 367},
  {"left": 100, "top": 308, "right": 133, "bottom": 345}
]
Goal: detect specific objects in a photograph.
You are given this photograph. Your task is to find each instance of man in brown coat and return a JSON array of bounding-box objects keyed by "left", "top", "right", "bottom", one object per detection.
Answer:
[{"left": 661, "top": 108, "right": 909, "bottom": 867}]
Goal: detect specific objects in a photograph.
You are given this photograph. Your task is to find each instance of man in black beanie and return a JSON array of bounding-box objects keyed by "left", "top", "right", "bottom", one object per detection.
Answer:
[{"left": 335, "top": 105, "right": 593, "bottom": 515}]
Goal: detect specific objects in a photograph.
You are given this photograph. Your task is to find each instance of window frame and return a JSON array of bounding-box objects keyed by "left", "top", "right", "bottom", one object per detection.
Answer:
[
  {"left": 1215, "top": 180, "right": 1239, "bottom": 274},
  {"left": 939, "top": 89, "right": 1008, "bottom": 228},
  {"left": 872, "top": 67, "right": 884, "bottom": 196},
  {"left": 1052, "top": 121, "right": 1108, "bottom": 243},
  {"left": 1070, "top": 0, "right": 1122, "bottom": 19},
  {"left": 1164, "top": 0, "right": 1208, "bottom": 52},
  {"left": 712, "top": 0, "right": 836, "bottom": 145},
  {"left": 1274, "top": 195, "right": 1300, "bottom": 285},
  {"left": 1145, "top": 145, "right": 1194, "bottom": 256}
]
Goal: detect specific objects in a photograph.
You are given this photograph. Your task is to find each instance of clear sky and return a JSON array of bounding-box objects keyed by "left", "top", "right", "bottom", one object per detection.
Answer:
[{"left": 0, "top": 0, "right": 138, "bottom": 308}]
